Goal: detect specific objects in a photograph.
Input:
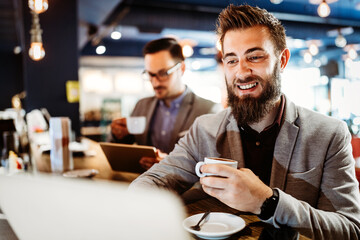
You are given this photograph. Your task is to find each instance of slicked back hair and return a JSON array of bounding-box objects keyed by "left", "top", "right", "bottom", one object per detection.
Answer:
[
  {"left": 216, "top": 4, "right": 287, "bottom": 55},
  {"left": 143, "top": 38, "right": 185, "bottom": 62}
]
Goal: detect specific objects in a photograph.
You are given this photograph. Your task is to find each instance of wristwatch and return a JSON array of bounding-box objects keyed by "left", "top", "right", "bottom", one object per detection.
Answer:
[{"left": 257, "top": 188, "right": 279, "bottom": 220}]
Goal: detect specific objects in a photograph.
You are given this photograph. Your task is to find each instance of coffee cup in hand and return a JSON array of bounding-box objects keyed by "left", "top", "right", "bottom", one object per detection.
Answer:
[
  {"left": 195, "top": 157, "right": 238, "bottom": 177},
  {"left": 126, "top": 116, "right": 146, "bottom": 135}
]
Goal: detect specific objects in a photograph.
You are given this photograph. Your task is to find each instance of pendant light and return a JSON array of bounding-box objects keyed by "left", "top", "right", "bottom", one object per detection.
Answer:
[
  {"left": 28, "top": 0, "right": 48, "bottom": 14},
  {"left": 317, "top": 0, "right": 331, "bottom": 18},
  {"left": 28, "top": 12, "right": 45, "bottom": 61}
]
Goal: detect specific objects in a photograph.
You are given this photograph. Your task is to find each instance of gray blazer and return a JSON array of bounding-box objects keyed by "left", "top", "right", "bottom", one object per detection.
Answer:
[
  {"left": 111, "top": 89, "right": 222, "bottom": 153},
  {"left": 130, "top": 95, "right": 360, "bottom": 239}
]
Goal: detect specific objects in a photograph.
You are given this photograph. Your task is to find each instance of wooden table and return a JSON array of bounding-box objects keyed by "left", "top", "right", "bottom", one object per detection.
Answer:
[
  {"left": 32, "top": 138, "right": 140, "bottom": 182},
  {"left": 185, "top": 195, "right": 309, "bottom": 239},
  {"left": 0, "top": 139, "right": 309, "bottom": 239}
]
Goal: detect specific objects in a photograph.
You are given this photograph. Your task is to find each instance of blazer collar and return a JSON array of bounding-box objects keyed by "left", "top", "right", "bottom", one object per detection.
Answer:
[
  {"left": 215, "top": 108, "right": 245, "bottom": 167},
  {"left": 270, "top": 95, "right": 299, "bottom": 189},
  {"left": 138, "top": 97, "right": 158, "bottom": 145}
]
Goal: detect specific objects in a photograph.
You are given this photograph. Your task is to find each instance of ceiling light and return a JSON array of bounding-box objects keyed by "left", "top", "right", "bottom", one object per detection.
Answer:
[
  {"left": 191, "top": 61, "right": 201, "bottom": 70},
  {"left": 13, "top": 46, "right": 22, "bottom": 55},
  {"left": 349, "top": 48, "right": 358, "bottom": 60},
  {"left": 182, "top": 45, "right": 194, "bottom": 58},
  {"left": 270, "top": 0, "right": 283, "bottom": 4},
  {"left": 28, "top": 0, "right": 48, "bottom": 14},
  {"left": 309, "top": 43, "right": 319, "bottom": 55},
  {"left": 335, "top": 34, "right": 347, "bottom": 48},
  {"left": 314, "top": 59, "right": 322, "bottom": 67},
  {"left": 317, "top": 0, "right": 331, "bottom": 18},
  {"left": 111, "top": 30, "right": 122, "bottom": 40},
  {"left": 216, "top": 39, "right": 222, "bottom": 52},
  {"left": 291, "top": 39, "right": 306, "bottom": 49},
  {"left": 96, "top": 44, "right": 106, "bottom": 55},
  {"left": 304, "top": 51, "right": 313, "bottom": 63}
]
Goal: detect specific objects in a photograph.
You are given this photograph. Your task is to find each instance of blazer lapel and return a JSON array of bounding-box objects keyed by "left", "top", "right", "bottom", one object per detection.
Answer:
[
  {"left": 270, "top": 97, "right": 299, "bottom": 189},
  {"left": 139, "top": 97, "right": 158, "bottom": 145},
  {"left": 215, "top": 110, "right": 245, "bottom": 168}
]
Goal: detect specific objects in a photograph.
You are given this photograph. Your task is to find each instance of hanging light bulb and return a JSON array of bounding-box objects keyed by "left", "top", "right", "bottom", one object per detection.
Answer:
[
  {"left": 348, "top": 48, "right": 358, "bottom": 60},
  {"left": 318, "top": 0, "right": 331, "bottom": 18},
  {"left": 29, "top": 12, "right": 45, "bottom": 61},
  {"left": 28, "top": 0, "right": 48, "bottom": 14},
  {"left": 335, "top": 34, "right": 347, "bottom": 48},
  {"left": 309, "top": 43, "right": 319, "bottom": 56},
  {"left": 304, "top": 51, "right": 313, "bottom": 64}
]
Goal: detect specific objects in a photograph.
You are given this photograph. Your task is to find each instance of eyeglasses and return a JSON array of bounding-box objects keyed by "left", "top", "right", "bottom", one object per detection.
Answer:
[{"left": 141, "top": 63, "right": 181, "bottom": 82}]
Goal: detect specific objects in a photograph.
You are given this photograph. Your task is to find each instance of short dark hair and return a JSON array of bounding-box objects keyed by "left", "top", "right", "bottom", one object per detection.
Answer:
[
  {"left": 216, "top": 4, "right": 287, "bottom": 55},
  {"left": 143, "top": 38, "right": 185, "bottom": 62}
]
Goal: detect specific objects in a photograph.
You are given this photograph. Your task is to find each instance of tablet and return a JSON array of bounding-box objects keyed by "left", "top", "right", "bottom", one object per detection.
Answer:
[{"left": 99, "top": 142, "right": 156, "bottom": 173}]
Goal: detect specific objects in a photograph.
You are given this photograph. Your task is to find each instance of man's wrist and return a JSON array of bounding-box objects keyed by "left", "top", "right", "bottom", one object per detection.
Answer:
[{"left": 257, "top": 188, "right": 279, "bottom": 220}]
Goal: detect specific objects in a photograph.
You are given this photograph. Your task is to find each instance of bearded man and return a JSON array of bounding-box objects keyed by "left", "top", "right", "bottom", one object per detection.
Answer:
[{"left": 130, "top": 4, "right": 360, "bottom": 239}]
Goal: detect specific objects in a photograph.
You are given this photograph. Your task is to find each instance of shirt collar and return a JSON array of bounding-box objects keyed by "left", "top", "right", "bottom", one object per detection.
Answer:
[
  {"left": 159, "top": 86, "right": 188, "bottom": 109},
  {"left": 263, "top": 94, "right": 285, "bottom": 131}
]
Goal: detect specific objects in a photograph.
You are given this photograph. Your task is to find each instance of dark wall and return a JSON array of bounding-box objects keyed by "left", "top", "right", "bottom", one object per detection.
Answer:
[
  {"left": 22, "top": 0, "right": 80, "bottom": 135},
  {"left": 0, "top": 51, "right": 23, "bottom": 110}
]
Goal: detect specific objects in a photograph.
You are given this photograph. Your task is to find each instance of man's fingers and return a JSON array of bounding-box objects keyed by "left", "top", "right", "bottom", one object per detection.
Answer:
[
  {"left": 200, "top": 175, "right": 228, "bottom": 189},
  {"left": 112, "top": 117, "right": 126, "bottom": 125},
  {"left": 202, "top": 185, "right": 224, "bottom": 199},
  {"left": 201, "top": 164, "right": 236, "bottom": 178}
]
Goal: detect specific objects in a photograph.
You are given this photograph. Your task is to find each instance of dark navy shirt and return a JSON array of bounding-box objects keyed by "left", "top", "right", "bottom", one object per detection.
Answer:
[{"left": 239, "top": 95, "right": 285, "bottom": 185}]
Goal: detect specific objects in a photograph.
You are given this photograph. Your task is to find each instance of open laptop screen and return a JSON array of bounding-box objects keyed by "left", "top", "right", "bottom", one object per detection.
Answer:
[{"left": 0, "top": 174, "right": 189, "bottom": 240}]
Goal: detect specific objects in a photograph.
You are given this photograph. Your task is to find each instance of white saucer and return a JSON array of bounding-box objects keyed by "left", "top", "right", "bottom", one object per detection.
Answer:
[
  {"left": 63, "top": 169, "right": 99, "bottom": 178},
  {"left": 183, "top": 212, "right": 246, "bottom": 239}
]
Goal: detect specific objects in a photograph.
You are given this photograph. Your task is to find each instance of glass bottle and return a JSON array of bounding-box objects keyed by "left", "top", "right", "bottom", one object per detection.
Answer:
[{"left": 1, "top": 131, "right": 20, "bottom": 169}]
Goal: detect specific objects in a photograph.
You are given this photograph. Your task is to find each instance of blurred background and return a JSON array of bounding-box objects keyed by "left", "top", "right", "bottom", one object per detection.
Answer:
[{"left": 1, "top": 0, "right": 360, "bottom": 142}]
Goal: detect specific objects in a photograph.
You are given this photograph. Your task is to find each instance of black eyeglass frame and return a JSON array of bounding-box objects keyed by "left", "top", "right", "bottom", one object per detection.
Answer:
[{"left": 141, "top": 62, "right": 182, "bottom": 82}]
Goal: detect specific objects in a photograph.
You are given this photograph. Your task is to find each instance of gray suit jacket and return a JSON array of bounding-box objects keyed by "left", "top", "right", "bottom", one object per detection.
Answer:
[
  {"left": 111, "top": 89, "right": 222, "bottom": 153},
  {"left": 130, "top": 96, "right": 360, "bottom": 239}
]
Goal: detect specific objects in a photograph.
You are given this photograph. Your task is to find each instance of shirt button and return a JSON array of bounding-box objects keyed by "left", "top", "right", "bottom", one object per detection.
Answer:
[
  {"left": 255, "top": 141, "right": 260, "bottom": 146},
  {"left": 161, "top": 130, "right": 166, "bottom": 136},
  {"left": 166, "top": 111, "right": 170, "bottom": 116},
  {"left": 176, "top": 103, "right": 180, "bottom": 108}
]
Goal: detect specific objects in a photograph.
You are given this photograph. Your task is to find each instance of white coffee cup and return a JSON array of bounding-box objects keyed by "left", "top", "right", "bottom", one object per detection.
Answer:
[
  {"left": 195, "top": 157, "right": 238, "bottom": 177},
  {"left": 126, "top": 116, "right": 146, "bottom": 135}
]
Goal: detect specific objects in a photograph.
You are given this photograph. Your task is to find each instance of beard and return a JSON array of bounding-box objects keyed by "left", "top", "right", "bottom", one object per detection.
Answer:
[{"left": 226, "top": 62, "right": 282, "bottom": 126}]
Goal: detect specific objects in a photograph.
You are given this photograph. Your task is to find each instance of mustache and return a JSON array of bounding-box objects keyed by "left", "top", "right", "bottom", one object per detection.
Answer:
[
  {"left": 233, "top": 76, "right": 262, "bottom": 85},
  {"left": 154, "top": 86, "right": 166, "bottom": 90}
]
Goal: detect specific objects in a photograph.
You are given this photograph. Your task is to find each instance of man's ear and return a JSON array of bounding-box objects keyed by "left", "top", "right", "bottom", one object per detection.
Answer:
[
  {"left": 180, "top": 61, "right": 186, "bottom": 74},
  {"left": 280, "top": 48, "right": 290, "bottom": 71}
]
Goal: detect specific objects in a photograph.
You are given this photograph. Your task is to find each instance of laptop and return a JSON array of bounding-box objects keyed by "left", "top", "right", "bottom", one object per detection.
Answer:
[
  {"left": 0, "top": 173, "right": 189, "bottom": 240},
  {"left": 99, "top": 142, "right": 157, "bottom": 173}
]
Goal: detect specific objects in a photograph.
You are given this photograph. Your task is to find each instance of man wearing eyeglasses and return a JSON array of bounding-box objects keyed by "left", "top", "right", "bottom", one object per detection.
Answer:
[{"left": 110, "top": 38, "right": 222, "bottom": 170}]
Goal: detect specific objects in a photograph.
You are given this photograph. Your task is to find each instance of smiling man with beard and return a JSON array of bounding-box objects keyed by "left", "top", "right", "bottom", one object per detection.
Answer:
[
  {"left": 130, "top": 5, "right": 360, "bottom": 239},
  {"left": 109, "top": 38, "right": 221, "bottom": 170}
]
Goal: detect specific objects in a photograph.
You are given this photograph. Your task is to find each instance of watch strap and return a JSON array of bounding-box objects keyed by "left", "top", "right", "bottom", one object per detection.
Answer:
[{"left": 257, "top": 188, "right": 279, "bottom": 220}]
